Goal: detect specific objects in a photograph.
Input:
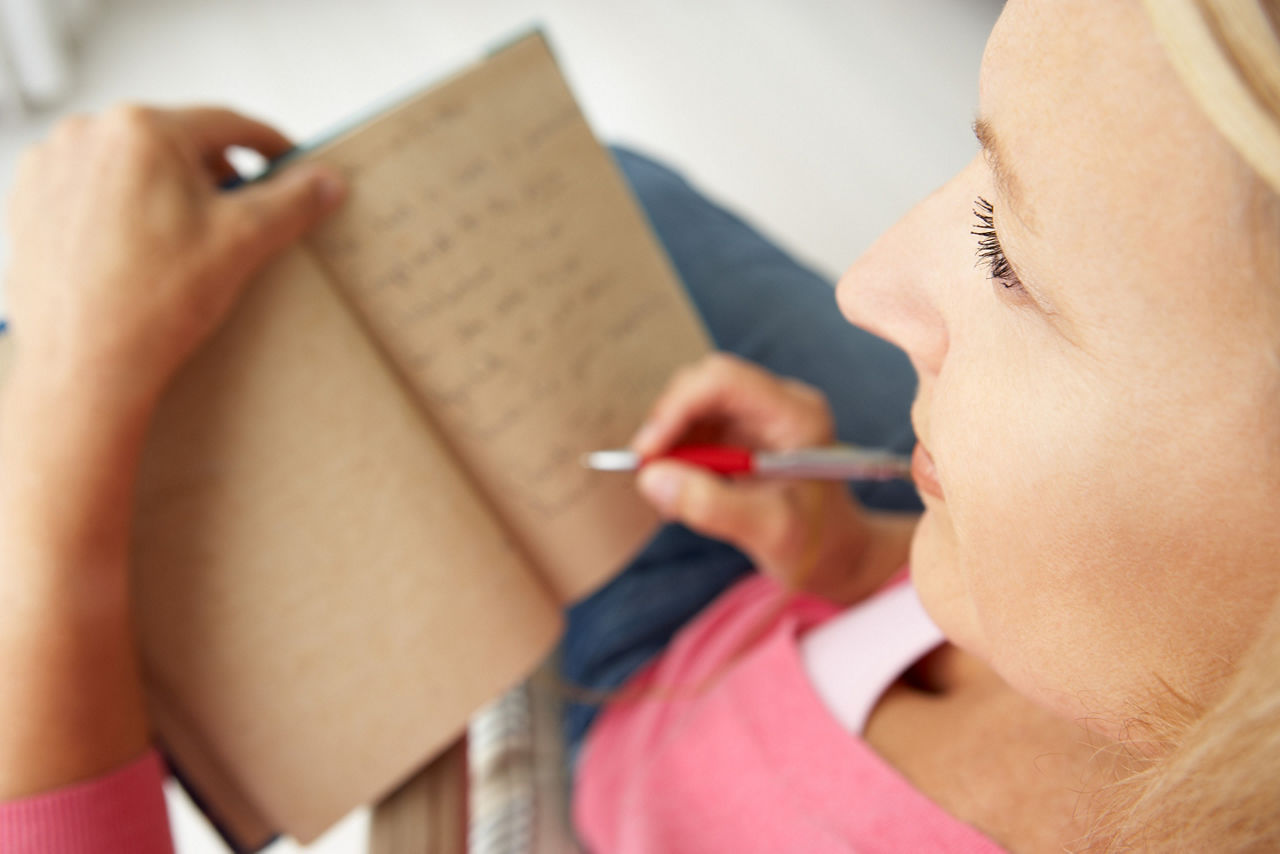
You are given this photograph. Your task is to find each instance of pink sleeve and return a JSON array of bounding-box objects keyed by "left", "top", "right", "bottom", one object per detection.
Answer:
[{"left": 0, "top": 749, "right": 174, "bottom": 854}]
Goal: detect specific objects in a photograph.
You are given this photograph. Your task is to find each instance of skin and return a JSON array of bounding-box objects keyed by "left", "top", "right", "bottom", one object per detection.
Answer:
[
  {"left": 837, "top": 0, "right": 1280, "bottom": 734},
  {"left": 649, "top": 0, "right": 1280, "bottom": 733},
  {"left": 637, "top": 0, "right": 1280, "bottom": 848},
  {"left": 3, "top": 0, "right": 1277, "bottom": 851},
  {"left": 0, "top": 106, "right": 345, "bottom": 799}
]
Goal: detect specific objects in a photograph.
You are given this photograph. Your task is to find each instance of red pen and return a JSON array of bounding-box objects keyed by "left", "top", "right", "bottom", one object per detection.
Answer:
[{"left": 581, "top": 444, "right": 911, "bottom": 481}]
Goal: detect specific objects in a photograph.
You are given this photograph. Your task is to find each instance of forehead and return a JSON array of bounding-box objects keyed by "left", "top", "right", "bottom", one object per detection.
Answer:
[{"left": 977, "top": 0, "right": 1267, "bottom": 343}]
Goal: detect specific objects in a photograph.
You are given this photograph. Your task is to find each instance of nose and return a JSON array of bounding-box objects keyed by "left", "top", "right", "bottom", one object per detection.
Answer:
[{"left": 836, "top": 158, "right": 982, "bottom": 379}]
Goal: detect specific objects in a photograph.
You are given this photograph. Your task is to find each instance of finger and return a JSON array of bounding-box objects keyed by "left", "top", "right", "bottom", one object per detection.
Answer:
[
  {"left": 632, "top": 353, "right": 828, "bottom": 456},
  {"left": 211, "top": 163, "right": 347, "bottom": 274},
  {"left": 632, "top": 354, "right": 759, "bottom": 453},
  {"left": 165, "top": 106, "right": 296, "bottom": 161},
  {"left": 637, "top": 461, "right": 789, "bottom": 556},
  {"left": 204, "top": 151, "right": 239, "bottom": 185}
]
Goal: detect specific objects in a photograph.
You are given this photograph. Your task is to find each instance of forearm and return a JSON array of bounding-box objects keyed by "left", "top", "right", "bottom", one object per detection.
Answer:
[
  {"left": 0, "top": 365, "right": 154, "bottom": 799},
  {"left": 0, "top": 102, "right": 342, "bottom": 804}
]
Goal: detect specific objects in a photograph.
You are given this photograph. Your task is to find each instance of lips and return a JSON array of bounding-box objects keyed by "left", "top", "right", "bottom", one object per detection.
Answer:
[{"left": 911, "top": 441, "right": 945, "bottom": 500}]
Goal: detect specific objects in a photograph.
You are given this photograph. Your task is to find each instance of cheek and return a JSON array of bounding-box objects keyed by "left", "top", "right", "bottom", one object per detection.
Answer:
[
  {"left": 912, "top": 319, "right": 1139, "bottom": 706},
  {"left": 913, "top": 308, "right": 1280, "bottom": 727}
]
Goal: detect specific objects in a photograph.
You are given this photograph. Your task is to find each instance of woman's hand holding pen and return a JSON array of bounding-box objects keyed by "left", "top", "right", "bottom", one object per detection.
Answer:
[
  {"left": 0, "top": 105, "right": 346, "bottom": 799},
  {"left": 630, "top": 353, "right": 917, "bottom": 605}
]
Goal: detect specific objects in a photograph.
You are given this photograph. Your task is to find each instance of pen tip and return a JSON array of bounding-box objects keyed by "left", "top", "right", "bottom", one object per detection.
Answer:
[{"left": 582, "top": 450, "right": 640, "bottom": 472}]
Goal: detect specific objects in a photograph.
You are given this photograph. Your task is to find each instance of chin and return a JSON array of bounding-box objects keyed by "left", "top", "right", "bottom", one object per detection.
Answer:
[{"left": 907, "top": 507, "right": 982, "bottom": 654}]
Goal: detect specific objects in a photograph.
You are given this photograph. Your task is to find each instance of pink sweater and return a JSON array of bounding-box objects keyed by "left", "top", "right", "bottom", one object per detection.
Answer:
[
  {"left": 1, "top": 575, "right": 1005, "bottom": 853},
  {"left": 0, "top": 750, "right": 173, "bottom": 853},
  {"left": 573, "top": 574, "right": 1006, "bottom": 853}
]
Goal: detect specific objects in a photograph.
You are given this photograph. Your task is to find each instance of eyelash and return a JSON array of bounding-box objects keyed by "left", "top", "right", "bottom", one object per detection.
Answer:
[{"left": 971, "top": 196, "right": 1023, "bottom": 290}]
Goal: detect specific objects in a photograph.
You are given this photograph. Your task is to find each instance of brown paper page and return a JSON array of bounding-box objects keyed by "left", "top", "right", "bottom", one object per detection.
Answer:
[
  {"left": 130, "top": 246, "right": 562, "bottom": 844},
  {"left": 305, "top": 32, "right": 711, "bottom": 603}
]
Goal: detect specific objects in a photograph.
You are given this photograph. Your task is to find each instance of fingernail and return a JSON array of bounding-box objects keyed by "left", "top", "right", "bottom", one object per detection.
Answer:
[{"left": 638, "top": 464, "right": 683, "bottom": 512}]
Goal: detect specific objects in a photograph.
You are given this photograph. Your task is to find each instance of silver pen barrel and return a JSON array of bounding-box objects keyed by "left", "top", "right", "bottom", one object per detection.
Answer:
[{"left": 753, "top": 446, "right": 912, "bottom": 481}]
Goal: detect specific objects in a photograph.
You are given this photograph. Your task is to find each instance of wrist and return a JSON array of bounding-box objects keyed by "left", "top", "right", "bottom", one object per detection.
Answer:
[
  {"left": 4, "top": 343, "right": 162, "bottom": 433},
  {"left": 851, "top": 512, "right": 919, "bottom": 591},
  {"left": 0, "top": 585, "right": 149, "bottom": 799},
  {"left": 1, "top": 360, "right": 156, "bottom": 584},
  {"left": 811, "top": 506, "right": 918, "bottom": 606},
  {"left": 3, "top": 351, "right": 158, "bottom": 474}
]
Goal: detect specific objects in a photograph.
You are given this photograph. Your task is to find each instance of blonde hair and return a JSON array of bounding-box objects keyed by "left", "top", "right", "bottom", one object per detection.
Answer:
[{"left": 1093, "top": 2, "right": 1280, "bottom": 850}]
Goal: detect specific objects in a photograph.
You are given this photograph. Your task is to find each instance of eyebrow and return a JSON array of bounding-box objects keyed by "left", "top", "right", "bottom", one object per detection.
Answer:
[{"left": 972, "top": 117, "right": 1032, "bottom": 228}]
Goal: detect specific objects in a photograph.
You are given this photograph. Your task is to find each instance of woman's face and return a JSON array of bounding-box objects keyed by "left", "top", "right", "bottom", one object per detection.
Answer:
[{"left": 837, "top": 0, "right": 1280, "bottom": 733}]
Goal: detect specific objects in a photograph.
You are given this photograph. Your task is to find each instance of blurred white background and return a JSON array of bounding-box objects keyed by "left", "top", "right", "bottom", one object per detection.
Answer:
[{"left": 0, "top": 0, "right": 1001, "bottom": 850}]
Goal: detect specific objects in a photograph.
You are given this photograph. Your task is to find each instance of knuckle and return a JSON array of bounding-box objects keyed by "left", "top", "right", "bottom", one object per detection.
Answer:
[
  {"left": 673, "top": 360, "right": 702, "bottom": 385},
  {"left": 782, "top": 377, "right": 820, "bottom": 401},
  {"left": 661, "top": 361, "right": 702, "bottom": 402},
  {"left": 50, "top": 113, "right": 90, "bottom": 143},
  {"left": 684, "top": 352, "right": 739, "bottom": 394},
  {"left": 782, "top": 378, "right": 833, "bottom": 423},
  {"left": 106, "top": 101, "right": 154, "bottom": 129},
  {"left": 103, "top": 103, "right": 163, "bottom": 153},
  {"left": 704, "top": 351, "right": 741, "bottom": 379}
]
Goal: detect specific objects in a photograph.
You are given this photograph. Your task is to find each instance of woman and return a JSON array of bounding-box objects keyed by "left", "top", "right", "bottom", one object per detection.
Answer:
[{"left": 3, "top": 1, "right": 1278, "bottom": 851}]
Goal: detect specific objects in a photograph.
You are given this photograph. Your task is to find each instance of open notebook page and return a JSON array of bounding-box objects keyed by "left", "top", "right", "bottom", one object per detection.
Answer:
[
  {"left": 305, "top": 32, "right": 711, "bottom": 604},
  {"left": 129, "top": 246, "right": 562, "bottom": 845}
]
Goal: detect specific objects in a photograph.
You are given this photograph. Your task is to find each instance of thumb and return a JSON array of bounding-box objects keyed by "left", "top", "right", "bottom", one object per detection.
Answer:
[
  {"left": 638, "top": 462, "right": 788, "bottom": 555},
  {"left": 214, "top": 164, "right": 346, "bottom": 269}
]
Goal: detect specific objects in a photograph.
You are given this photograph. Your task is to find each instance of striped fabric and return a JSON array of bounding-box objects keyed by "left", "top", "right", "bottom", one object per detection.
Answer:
[
  {"left": 469, "top": 685, "right": 535, "bottom": 853},
  {"left": 467, "top": 662, "right": 581, "bottom": 854}
]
